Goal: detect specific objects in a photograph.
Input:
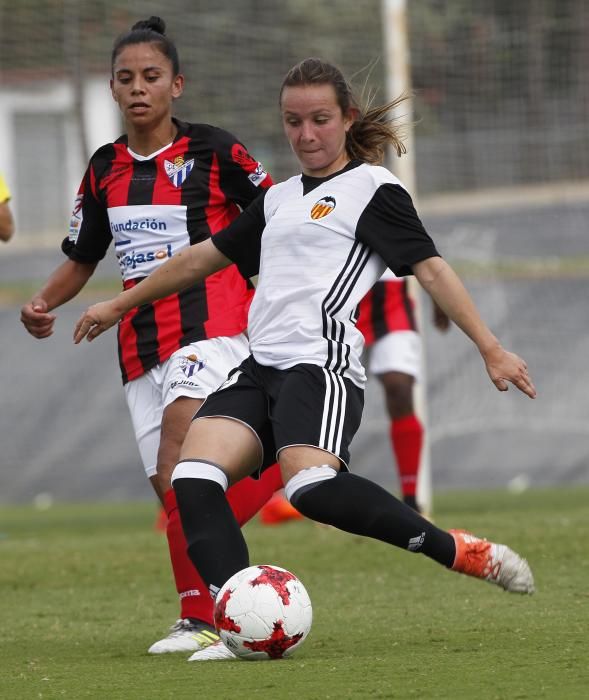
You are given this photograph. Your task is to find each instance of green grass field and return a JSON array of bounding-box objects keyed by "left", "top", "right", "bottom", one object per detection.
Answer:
[{"left": 1, "top": 487, "right": 588, "bottom": 699}]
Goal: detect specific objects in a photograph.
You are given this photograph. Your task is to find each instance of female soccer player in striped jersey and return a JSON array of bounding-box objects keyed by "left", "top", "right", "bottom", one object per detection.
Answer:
[
  {"left": 20, "top": 16, "right": 284, "bottom": 655},
  {"left": 74, "top": 57, "right": 537, "bottom": 661}
]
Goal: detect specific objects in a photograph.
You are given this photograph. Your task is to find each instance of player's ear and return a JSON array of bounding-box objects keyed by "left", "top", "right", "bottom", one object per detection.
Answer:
[
  {"left": 171, "top": 74, "right": 184, "bottom": 100},
  {"left": 343, "top": 107, "right": 358, "bottom": 132},
  {"left": 110, "top": 79, "right": 117, "bottom": 102}
]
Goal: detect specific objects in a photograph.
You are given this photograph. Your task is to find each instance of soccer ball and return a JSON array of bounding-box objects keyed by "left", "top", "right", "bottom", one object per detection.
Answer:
[{"left": 213, "top": 564, "right": 313, "bottom": 660}]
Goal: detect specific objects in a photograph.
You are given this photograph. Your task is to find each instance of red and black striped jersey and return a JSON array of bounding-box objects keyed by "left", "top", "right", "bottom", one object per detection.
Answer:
[
  {"left": 355, "top": 278, "right": 417, "bottom": 347},
  {"left": 62, "top": 119, "right": 272, "bottom": 383}
]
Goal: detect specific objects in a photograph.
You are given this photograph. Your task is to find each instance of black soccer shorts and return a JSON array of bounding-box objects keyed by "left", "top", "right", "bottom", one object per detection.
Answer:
[{"left": 195, "top": 355, "right": 364, "bottom": 475}]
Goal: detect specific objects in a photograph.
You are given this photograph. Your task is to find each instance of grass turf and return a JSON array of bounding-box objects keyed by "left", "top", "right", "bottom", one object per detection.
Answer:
[{"left": 0, "top": 487, "right": 588, "bottom": 699}]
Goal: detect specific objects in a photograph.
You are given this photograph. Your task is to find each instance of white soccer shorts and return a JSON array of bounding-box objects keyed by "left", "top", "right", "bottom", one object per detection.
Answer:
[
  {"left": 124, "top": 333, "right": 250, "bottom": 477},
  {"left": 366, "top": 330, "right": 422, "bottom": 379}
]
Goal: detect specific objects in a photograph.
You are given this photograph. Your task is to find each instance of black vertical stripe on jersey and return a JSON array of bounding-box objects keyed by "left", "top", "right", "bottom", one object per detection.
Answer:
[
  {"left": 180, "top": 142, "right": 208, "bottom": 343},
  {"left": 127, "top": 160, "right": 161, "bottom": 372},
  {"left": 326, "top": 245, "right": 371, "bottom": 374},
  {"left": 133, "top": 298, "right": 160, "bottom": 373},
  {"left": 371, "top": 282, "right": 389, "bottom": 339},
  {"left": 400, "top": 279, "right": 417, "bottom": 331},
  {"left": 340, "top": 326, "right": 352, "bottom": 375},
  {"left": 94, "top": 144, "right": 118, "bottom": 207},
  {"left": 117, "top": 326, "right": 129, "bottom": 385},
  {"left": 127, "top": 159, "right": 157, "bottom": 204},
  {"left": 323, "top": 244, "right": 362, "bottom": 373},
  {"left": 178, "top": 282, "right": 207, "bottom": 344},
  {"left": 322, "top": 241, "right": 372, "bottom": 374}
]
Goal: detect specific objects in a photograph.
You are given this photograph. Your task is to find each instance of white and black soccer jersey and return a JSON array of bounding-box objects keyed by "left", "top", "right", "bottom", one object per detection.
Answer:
[{"left": 212, "top": 160, "right": 439, "bottom": 387}]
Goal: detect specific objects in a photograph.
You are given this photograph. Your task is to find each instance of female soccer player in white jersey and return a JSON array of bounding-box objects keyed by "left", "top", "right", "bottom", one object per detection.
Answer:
[
  {"left": 74, "top": 58, "right": 537, "bottom": 661},
  {"left": 20, "top": 16, "right": 285, "bottom": 655}
]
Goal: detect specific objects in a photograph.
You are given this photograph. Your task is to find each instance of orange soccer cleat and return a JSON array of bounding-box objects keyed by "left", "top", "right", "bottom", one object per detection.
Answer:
[
  {"left": 450, "top": 529, "right": 535, "bottom": 594},
  {"left": 259, "top": 494, "right": 304, "bottom": 525}
]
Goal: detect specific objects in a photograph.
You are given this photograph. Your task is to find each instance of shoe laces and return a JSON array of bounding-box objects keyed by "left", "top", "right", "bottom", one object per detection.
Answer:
[
  {"left": 464, "top": 540, "right": 499, "bottom": 579},
  {"left": 168, "top": 619, "right": 191, "bottom": 634}
]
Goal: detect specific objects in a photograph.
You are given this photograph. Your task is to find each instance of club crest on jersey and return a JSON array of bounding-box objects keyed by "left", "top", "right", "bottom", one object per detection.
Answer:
[
  {"left": 311, "top": 196, "right": 336, "bottom": 220},
  {"left": 180, "top": 353, "right": 206, "bottom": 378},
  {"left": 164, "top": 156, "right": 194, "bottom": 187}
]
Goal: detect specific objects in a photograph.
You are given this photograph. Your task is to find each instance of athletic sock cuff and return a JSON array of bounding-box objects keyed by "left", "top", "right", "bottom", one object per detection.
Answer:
[
  {"left": 285, "top": 465, "right": 337, "bottom": 503},
  {"left": 171, "top": 460, "right": 229, "bottom": 491}
]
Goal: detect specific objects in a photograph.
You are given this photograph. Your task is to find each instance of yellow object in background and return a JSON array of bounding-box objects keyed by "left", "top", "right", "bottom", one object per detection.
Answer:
[{"left": 0, "top": 173, "right": 11, "bottom": 203}]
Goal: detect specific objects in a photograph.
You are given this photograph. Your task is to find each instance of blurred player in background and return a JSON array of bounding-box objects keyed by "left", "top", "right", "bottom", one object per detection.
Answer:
[
  {"left": 0, "top": 172, "right": 15, "bottom": 242},
  {"left": 74, "top": 56, "right": 536, "bottom": 661},
  {"left": 20, "top": 16, "right": 282, "bottom": 655},
  {"left": 356, "top": 273, "right": 449, "bottom": 513}
]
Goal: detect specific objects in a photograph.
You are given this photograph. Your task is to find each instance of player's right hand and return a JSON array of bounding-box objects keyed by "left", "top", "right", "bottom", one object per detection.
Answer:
[
  {"left": 20, "top": 298, "right": 57, "bottom": 339},
  {"left": 73, "top": 300, "right": 122, "bottom": 344}
]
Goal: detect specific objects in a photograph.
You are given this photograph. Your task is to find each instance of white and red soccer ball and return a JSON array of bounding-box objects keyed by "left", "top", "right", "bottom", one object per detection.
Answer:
[{"left": 213, "top": 564, "right": 313, "bottom": 660}]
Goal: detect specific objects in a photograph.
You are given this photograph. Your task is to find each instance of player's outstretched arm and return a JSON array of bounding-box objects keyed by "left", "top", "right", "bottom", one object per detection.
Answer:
[
  {"left": 74, "top": 239, "right": 231, "bottom": 343},
  {"left": 21, "top": 259, "right": 97, "bottom": 339},
  {"left": 413, "top": 256, "right": 536, "bottom": 399}
]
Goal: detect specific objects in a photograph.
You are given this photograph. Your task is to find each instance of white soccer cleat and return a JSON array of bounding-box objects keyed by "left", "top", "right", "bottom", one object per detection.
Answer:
[
  {"left": 147, "top": 618, "right": 219, "bottom": 654},
  {"left": 450, "top": 529, "right": 535, "bottom": 594},
  {"left": 187, "top": 640, "right": 237, "bottom": 661}
]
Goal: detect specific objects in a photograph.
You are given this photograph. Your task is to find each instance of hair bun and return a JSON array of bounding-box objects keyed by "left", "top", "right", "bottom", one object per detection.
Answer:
[{"left": 131, "top": 16, "right": 166, "bottom": 35}]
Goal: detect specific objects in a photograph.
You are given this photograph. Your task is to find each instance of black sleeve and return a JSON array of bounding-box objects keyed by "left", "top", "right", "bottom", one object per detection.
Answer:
[
  {"left": 355, "top": 184, "right": 440, "bottom": 276},
  {"left": 213, "top": 127, "right": 273, "bottom": 209},
  {"left": 61, "top": 160, "right": 112, "bottom": 263},
  {"left": 211, "top": 190, "right": 267, "bottom": 278}
]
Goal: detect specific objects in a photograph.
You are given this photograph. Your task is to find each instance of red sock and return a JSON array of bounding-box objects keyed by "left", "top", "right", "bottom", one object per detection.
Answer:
[
  {"left": 226, "top": 463, "right": 283, "bottom": 525},
  {"left": 164, "top": 489, "right": 214, "bottom": 624},
  {"left": 163, "top": 465, "right": 282, "bottom": 623},
  {"left": 391, "top": 414, "right": 423, "bottom": 499}
]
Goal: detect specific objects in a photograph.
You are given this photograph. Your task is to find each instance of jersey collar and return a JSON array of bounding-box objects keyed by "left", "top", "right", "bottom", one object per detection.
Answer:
[{"left": 300, "top": 159, "right": 363, "bottom": 196}]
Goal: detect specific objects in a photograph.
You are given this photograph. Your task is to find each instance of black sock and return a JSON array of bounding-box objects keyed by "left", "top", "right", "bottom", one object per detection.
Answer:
[
  {"left": 290, "top": 472, "right": 455, "bottom": 567},
  {"left": 174, "top": 477, "right": 249, "bottom": 593},
  {"left": 403, "top": 494, "right": 420, "bottom": 513}
]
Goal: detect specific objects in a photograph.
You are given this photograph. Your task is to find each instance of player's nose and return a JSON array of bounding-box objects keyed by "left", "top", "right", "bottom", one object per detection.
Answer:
[{"left": 299, "top": 121, "right": 316, "bottom": 141}]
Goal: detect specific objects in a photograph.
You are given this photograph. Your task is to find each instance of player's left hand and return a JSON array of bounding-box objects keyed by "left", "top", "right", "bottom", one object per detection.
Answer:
[
  {"left": 73, "top": 300, "right": 123, "bottom": 343},
  {"left": 484, "top": 347, "right": 536, "bottom": 398}
]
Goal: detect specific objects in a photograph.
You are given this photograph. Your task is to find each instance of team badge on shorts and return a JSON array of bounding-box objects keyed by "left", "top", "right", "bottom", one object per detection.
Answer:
[
  {"left": 310, "top": 196, "right": 336, "bottom": 220},
  {"left": 180, "top": 353, "right": 206, "bottom": 378},
  {"left": 164, "top": 156, "right": 194, "bottom": 187}
]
